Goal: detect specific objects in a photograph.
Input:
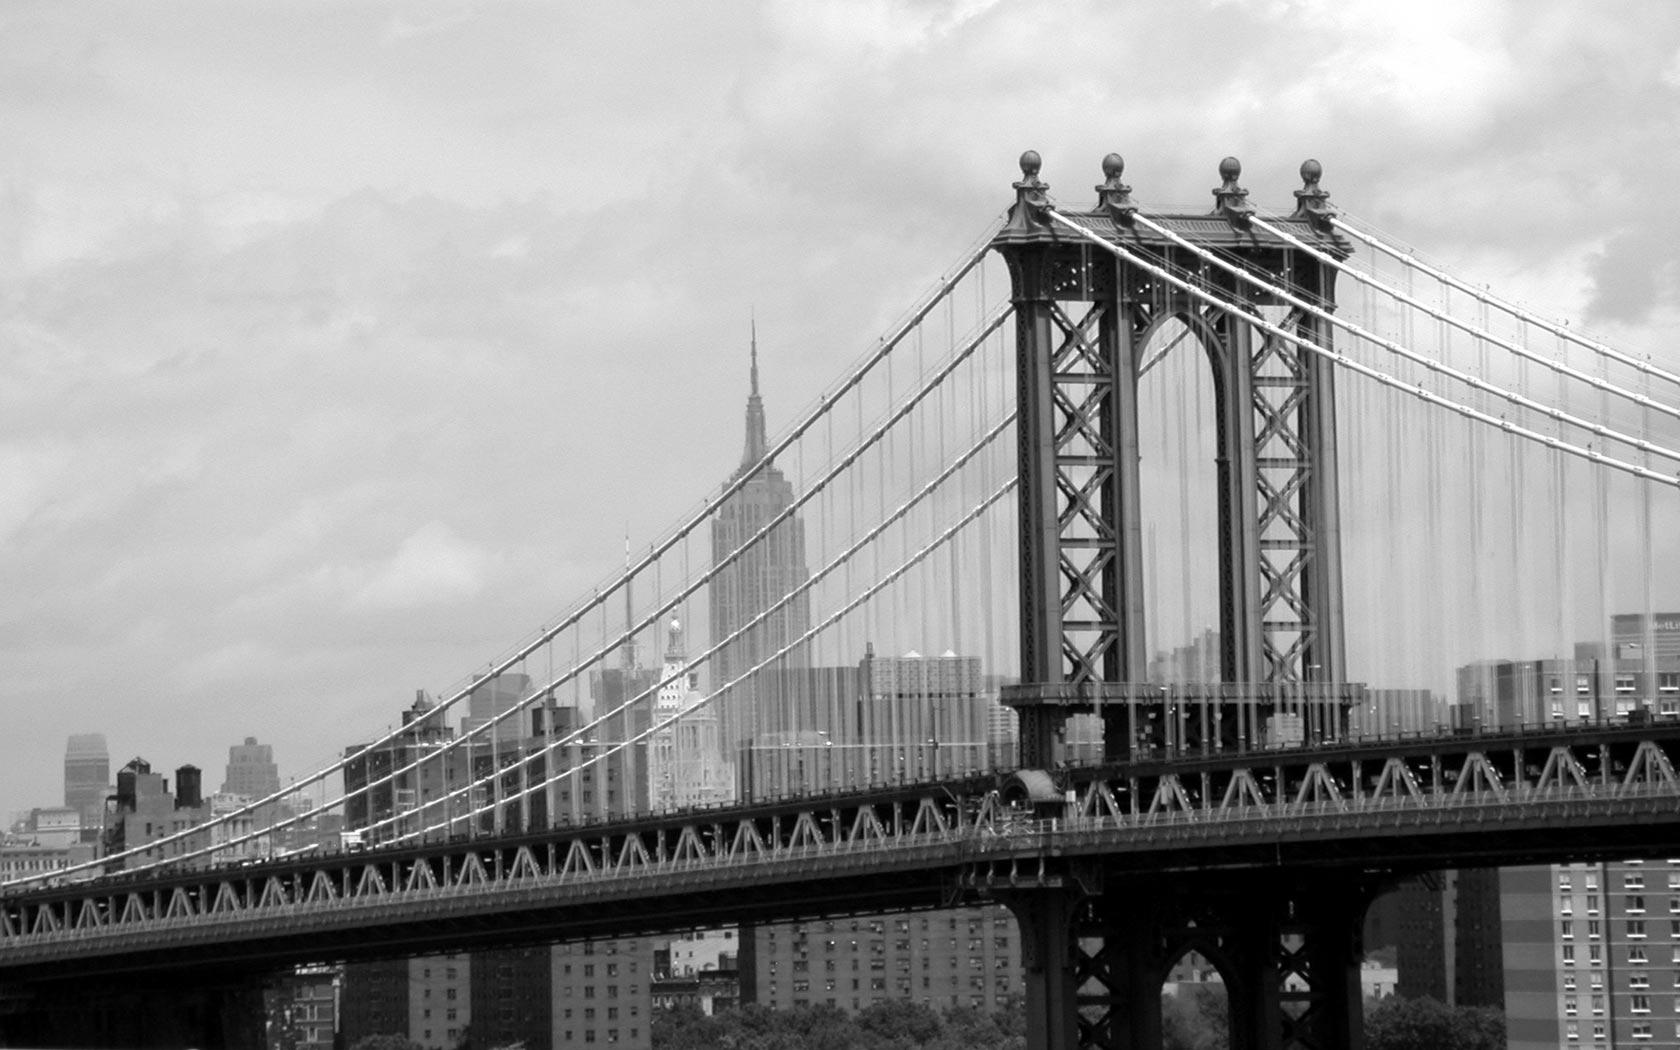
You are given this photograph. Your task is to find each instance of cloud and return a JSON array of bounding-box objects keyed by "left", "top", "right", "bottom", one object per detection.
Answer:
[
  {"left": 1587, "top": 227, "right": 1680, "bottom": 324},
  {"left": 350, "top": 522, "right": 495, "bottom": 613},
  {"left": 2, "top": 0, "right": 1680, "bottom": 819},
  {"left": 0, "top": 439, "right": 73, "bottom": 545}
]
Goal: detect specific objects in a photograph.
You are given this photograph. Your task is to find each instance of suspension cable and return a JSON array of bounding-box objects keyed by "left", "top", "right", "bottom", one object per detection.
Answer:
[
  {"left": 390, "top": 410, "right": 1018, "bottom": 840},
  {"left": 1250, "top": 216, "right": 1680, "bottom": 424},
  {"left": 1046, "top": 209, "right": 1680, "bottom": 489},
  {"left": 1124, "top": 213, "right": 1680, "bottom": 466},
  {"left": 74, "top": 304, "right": 1013, "bottom": 876},
  {"left": 6, "top": 233, "right": 1007, "bottom": 890},
  {"left": 303, "top": 306, "right": 1013, "bottom": 847},
  {"left": 1332, "top": 213, "right": 1680, "bottom": 389},
  {"left": 416, "top": 474, "right": 1020, "bottom": 838}
]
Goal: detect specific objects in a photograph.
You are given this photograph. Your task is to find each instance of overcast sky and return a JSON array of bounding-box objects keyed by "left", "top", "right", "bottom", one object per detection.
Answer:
[{"left": 3, "top": 1, "right": 1679, "bottom": 818}]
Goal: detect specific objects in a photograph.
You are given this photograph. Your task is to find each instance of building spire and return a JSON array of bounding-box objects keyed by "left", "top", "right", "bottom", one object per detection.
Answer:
[{"left": 741, "top": 315, "right": 768, "bottom": 470}]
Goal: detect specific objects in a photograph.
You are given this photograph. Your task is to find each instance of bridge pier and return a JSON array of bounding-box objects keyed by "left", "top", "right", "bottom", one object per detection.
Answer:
[
  {"left": 0, "top": 973, "right": 267, "bottom": 1049},
  {"left": 1001, "top": 871, "right": 1375, "bottom": 1050}
]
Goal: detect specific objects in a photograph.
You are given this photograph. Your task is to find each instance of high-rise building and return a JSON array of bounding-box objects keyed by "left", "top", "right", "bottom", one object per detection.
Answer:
[
  {"left": 1503, "top": 860, "right": 1680, "bottom": 1048},
  {"left": 62, "top": 733, "right": 110, "bottom": 832},
  {"left": 734, "top": 647, "right": 1024, "bottom": 1016},
  {"left": 219, "top": 736, "right": 281, "bottom": 799},
  {"left": 740, "top": 908, "right": 1022, "bottom": 1013},
  {"left": 1612, "top": 612, "right": 1680, "bottom": 662},
  {"left": 709, "top": 327, "right": 811, "bottom": 752},
  {"left": 649, "top": 618, "right": 733, "bottom": 811},
  {"left": 343, "top": 691, "right": 464, "bottom": 842},
  {"left": 738, "top": 650, "right": 999, "bottom": 800},
  {"left": 342, "top": 685, "right": 658, "bottom": 1050},
  {"left": 340, "top": 954, "right": 470, "bottom": 1050},
  {"left": 551, "top": 936, "right": 657, "bottom": 1049},
  {"left": 1444, "top": 614, "right": 1680, "bottom": 1048}
]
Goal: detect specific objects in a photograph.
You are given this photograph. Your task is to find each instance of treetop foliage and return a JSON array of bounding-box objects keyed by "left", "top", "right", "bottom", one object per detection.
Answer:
[{"left": 651, "top": 998, "right": 1025, "bottom": 1050}]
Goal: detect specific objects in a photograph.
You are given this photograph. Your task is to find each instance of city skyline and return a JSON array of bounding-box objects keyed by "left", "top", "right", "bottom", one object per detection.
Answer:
[{"left": 4, "top": 1, "right": 1680, "bottom": 821}]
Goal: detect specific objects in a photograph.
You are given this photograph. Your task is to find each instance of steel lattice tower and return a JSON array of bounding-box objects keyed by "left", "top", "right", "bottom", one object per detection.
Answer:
[{"left": 993, "top": 151, "right": 1369, "bottom": 1050}]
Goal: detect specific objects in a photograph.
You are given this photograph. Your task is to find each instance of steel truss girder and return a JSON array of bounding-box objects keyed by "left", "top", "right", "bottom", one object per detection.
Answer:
[{"left": 9, "top": 723, "right": 1680, "bottom": 977}]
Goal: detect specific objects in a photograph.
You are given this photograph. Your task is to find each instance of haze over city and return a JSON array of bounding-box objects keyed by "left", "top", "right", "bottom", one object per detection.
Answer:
[{"left": 4, "top": 0, "right": 1679, "bottom": 816}]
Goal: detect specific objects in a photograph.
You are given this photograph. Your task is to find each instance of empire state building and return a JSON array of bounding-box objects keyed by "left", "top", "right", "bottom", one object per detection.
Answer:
[{"left": 709, "top": 327, "right": 811, "bottom": 752}]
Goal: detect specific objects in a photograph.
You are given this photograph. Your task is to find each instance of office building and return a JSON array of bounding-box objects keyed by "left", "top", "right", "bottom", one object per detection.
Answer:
[
  {"left": 709, "top": 328, "right": 811, "bottom": 752},
  {"left": 738, "top": 649, "right": 999, "bottom": 801},
  {"left": 62, "top": 733, "right": 110, "bottom": 833},
  {"left": 219, "top": 736, "right": 281, "bottom": 799},
  {"left": 343, "top": 691, "right": 465, "bottom": 842}
]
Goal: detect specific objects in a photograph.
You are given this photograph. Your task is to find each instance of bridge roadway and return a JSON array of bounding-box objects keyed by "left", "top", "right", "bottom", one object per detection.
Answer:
[{"left": 5, "top": 719, "right": 1680, "bottom": 985}]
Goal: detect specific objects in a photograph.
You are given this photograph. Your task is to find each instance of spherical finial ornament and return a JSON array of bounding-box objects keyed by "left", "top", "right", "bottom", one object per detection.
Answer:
[
  {"left": 1219, "top": 156, "right": 1242, "bottom": 181},
  {"left": 1300, "top": 159, "right": 1323, "bottom": 183},
  {"left": 1101, "top": 153, "right": 1125, "bottom": 179},
  {"left": 1019, "top": 150, "right": 1042, "bottom": 179}
]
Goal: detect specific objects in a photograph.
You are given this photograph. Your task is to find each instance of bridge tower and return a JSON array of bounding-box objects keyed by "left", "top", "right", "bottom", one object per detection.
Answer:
[{"left": 994, "top": 152, "right": 1367, "bottom": 1050}]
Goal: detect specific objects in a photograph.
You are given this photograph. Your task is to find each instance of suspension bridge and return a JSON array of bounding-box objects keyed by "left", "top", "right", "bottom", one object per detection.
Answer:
[{"left": 4, "top": 151, "right": 1680, "bottom": 1050}]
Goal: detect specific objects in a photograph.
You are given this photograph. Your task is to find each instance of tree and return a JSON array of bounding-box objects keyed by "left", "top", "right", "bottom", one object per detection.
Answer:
[
  {"left": 857, "top": 1000, "right": 943, "bottom": 1048},
  {"left": 1162, "top": 984, "right": 1228, "bottom": 1050},
  {"left": 1364, "top": 996, "right": 1504, "bottom": 1050},
  {"left": 651, "top": 1004, "right": 721, "bottom": 1050},
  {"left": 348, "top": 1036, "right": 417, "bottom": 1050}
]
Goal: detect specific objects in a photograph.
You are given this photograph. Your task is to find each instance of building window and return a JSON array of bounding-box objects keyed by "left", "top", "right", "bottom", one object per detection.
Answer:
[
  {"left": 1593, "top": 995, "right": 1606, "bottom": 1015},
  {"left": 1631, "top": 895, "right": 1648, "bottom": 914},
  {"left": 1632, "top": 1022, "right": 1652, "bottom": 1040},
  {"left": 1632, "top": 973, "right": 1651, "bottom": 990},
  {"left": 1565, "top": 974, "right": 1578, "bottom": 990},
  {"left": 1588, "top": 894, "right": 1601, "bottom": 914},
  {"left": 1563, "top": 946, "right": 1576, "bottom": 964},
  {"left": 1630, "top": 920, "right": 1648, "bottom": 939},
  {"left": 1617, "top": 674, "right": 1637, "bottom": 694},
  {"left": 1565, "top": 997, "right": 1579, "bottom": 1016},
  {"left": 1563, "top": 921, "right": 1575, "bottom": 939},
  {"left": 1631, "top": 947, "right": 1649, "bottom": 964},
  {"left": 1629, "top": 874, "right": 1647, "bottom": 890},
  {"left": 1589, "top": 920, "right": 1602, "bottom": 938}
]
